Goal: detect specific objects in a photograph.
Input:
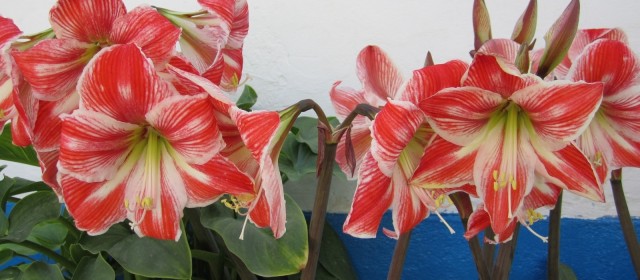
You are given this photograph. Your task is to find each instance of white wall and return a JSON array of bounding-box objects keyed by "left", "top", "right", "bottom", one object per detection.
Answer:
[{"left": 1, "top": 0, "right": 639, "bottom": 218}]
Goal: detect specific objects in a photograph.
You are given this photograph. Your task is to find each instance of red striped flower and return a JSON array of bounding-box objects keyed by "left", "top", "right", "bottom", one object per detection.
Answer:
[
  {"left": 59, "top": 44, "right": 253, "bottom": 240},
  {"left": 343, "top": 59, "right": 468, "bottom": 238},
  {"left": 413, "top": 53, "right": 605, "bottom": 241}
]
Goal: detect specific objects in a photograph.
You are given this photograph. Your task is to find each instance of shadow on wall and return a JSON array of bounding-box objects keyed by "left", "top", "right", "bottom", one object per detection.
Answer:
[{"left": 324, "top": 212, "right": 639, "bottom": 280}]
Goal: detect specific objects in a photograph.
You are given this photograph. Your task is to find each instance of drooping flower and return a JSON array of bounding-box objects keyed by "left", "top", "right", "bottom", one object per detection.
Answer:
[
  {"left": 343, "top": 59, "right": 467, "bottom": 238},
  {"left": 158, "top": 0, "right": 249, "bottom": 91},
  {"left": 59, "top": 44, "right": 254, "bottom": 240},
  {"left": 330, "top": 45, "right": 403, "bottom": 178},
  {"left": 412, "top": 53, "right": 605, "bottom": 240},
  {"left": 566, "top": 37, "right": 640, "bottom": 181}
]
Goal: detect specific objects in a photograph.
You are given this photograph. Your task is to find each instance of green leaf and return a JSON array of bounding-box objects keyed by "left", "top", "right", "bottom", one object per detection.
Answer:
[
  {"left": 27, "top": 220, "right": 68, "bottom": 249},
  {"left": 4, "top": 191, "right": 60, "bottom": 242},
  {"left": 72, "top": 255, "right": 115, "bottom": 280},
  {"left": 81, "top": 223, "right": 191, "bottom": 279},
  {"left": 7, "top": 179, "right": 49, "bottom": 198},
  {"left": 0, "top": 124, "right": 39, "bottom": 166},
  {"left": 236, "top": 85, "right": 258, "bottom": 111},
  {"left": 0, "top": 249, "right": 12, "bottom": 265},
  {"left": 0, "top": 176, "right": 16, "bottom": 212},
  {"left": 559, "top": 263, "right": 578, "bottom": 280},
  {"left": 79, "top": 224, "right": 131, "bottom": 254},
  {"left": 0, "top": 209, "right": 8, "bottom": 237},
  {"left": 279, "top": 135, "right": 318, "bottom": 182},
  {"left": 317, "top": 222, "right": 357, "bottom": 280},
  {"left": 0, "top": 267, "right": 21, "bottom": 279},
  {"left": 201, "top": 195, "right": 308, "bottom": 277},
  {"left": 18, "top": 262, "right": 64, "bottom": 280},
  {"left": 292, "top": 117, "right": 320, "bottom": 153},
  {"left": 69, "top": 244, "right": 93, "bottom": 264}
]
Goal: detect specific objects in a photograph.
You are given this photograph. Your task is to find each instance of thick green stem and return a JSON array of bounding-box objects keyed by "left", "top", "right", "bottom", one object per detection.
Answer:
[
  {"left": 0, "top": 240, "right": 76, "bottom": 271},
  {"left": 610, "top": 169, "right": 640, "bottom": 277},
  {"left": 547, "top": 191, "right": 563, "bottom": 280},
  {"left": 387, "top": 231, "right": 412, "bottom": 280},
  {"left": 450, "top": 192, "right": 490, "bottom": 280},
  {"left": 492, "top": 224, "right": 520, "bottom": 280},
  {"left": 185, "top": 208, "right": 219, "bottom": 253},
  {"left": 192, "top": 249, "right": 222, "bottom": 280},
  {"left": 300, "top": 143, "right": 337, "bottom": 280},
  {"left": 212, "top": 232, "right": 256, "bottom": 280}
]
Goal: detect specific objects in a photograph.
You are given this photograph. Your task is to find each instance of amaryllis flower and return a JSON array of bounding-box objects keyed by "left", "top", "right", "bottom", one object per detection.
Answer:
[
  {"left": 413, "top": 53, "right": 604, "bottom": 240},
  {"left": 566, "top": 37, "right": 640, "bottom": 180},
  {"left": 220, "top": 106, "right": 290, "bottom": 238},
  {"left": 158, "top": 0, "right": 249, "bottom": 91},
  {"left": 13, "top": 0, "right": 180, "bottom": 102},
  {"left": 59, "top": 44, "right": 254, "bottom": 240},
  {"left": 343, "top": 60, "right": 467, "bottom": 238},
  {"left": 330, "top": 45, "right": 403, "bottom": 178}
]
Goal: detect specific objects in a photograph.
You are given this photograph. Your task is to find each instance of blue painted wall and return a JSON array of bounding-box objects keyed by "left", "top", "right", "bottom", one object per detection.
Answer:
[{"left": 324, "top": 213, "right": 640, "bottom": 279}]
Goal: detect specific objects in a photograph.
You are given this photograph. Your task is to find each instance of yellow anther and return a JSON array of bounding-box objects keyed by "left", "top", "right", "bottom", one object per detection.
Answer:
[
  {"left": 492, "top": 170, "right": 499, "bottom": 180},
  {"left": 511, "top": 179, "right": 517, "bottom": 190},
  {"left": 141, "top": 197, "right": 153, "bottom": 209},
  {"left": 526, "top": 209, "right": 543, "bottom": 225},
  {"left": 493, "top": 182, "right": 499, "bottom": 191},
  {"left": 124, "top": 199, "right": 130, "bottom": 209}
]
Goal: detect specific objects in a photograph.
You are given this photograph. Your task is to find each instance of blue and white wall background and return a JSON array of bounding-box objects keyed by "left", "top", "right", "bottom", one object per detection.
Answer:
[{"left": 1, "top": 0, "right": 640, "bottom": 278}]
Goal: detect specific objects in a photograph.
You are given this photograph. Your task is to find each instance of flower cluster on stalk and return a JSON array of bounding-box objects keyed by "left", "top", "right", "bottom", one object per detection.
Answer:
[
  {"left": 0, "top": 0, "right": 291, "bottom": 241},
  {"left": 335, "top": 0, "right": 640, "bottom": 244}
]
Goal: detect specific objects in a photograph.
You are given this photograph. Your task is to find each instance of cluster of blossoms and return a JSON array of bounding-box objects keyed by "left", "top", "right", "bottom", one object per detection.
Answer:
[
  {"left": 0, "top": 0, "right": 293, "bottom": 241},
  {"left": 333, "top": 14, "right": 640, "bottom": 242}
]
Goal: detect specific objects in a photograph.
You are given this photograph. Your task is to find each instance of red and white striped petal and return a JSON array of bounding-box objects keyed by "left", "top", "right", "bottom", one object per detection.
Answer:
[
  {"left": 38, "top": 149, "right": 62, "bottom": 196},
  {"left": 464, "top": 54, "right": 540, "bottom": 98},
  {"left": 30, "top": 92, "right": 80, "bottom": 152},
  {"left": 11, "top": 80, "right": 37, "bottom": 147},
  {"left": 421, "top": 87, "right": 503, "bottom": 146},
  {"left": 78, "top": 44, "right": 174, "bottom": 124},
  {"left": 343, "top": 153, "right": 393, "bottom": 238},
  {"left": 568, "top": 40, "right": 640, "bottom": 98},
  {"left": 410, "top": 136, "right": 475, "bottom": 189},
  {"left": 49, "top": 0, "right": 126, "bottom": 42},
  {"left": 165, "top": 64, "right": 234, "bottom": 107},
  {"left": 59, "top": 110, "right": 140, "bottom": 182},
  {"left": 330, "top": 81, "right": 367, "bottom": 120},
  {"left": 357, "top": 45, "right": 403, "bottom": 102},
  {"left": 476, "top": 39, "right": 521, "bottom": 63},
  {"left": 147, "top": 94, "right": 224, "bottom": 165},
  {"left": 179, "top": 154, "right": 254, "bottom": 207},
  {"left": 535, "top": 143, "right": 603, "bottom": 202},
  {"left": 464, "top": 205, "right": 490, "bottom": 240},
  {"left": 254, "top": 154, "right": 286, "bottom": 238},
  {"left": 229, "top": 107, "right": 280, "bottom": 162},
  {"left": 62, "top": 173, "right": 127, "bottom": 235},
  {"left": 225, "top": 0, "right": 249, "bottom": 50},
  {"left": 370, "top": 99, "right": 424, "bottom": 176},
  {"left": 523, "top": 183, "right": 562, "bottom": 211},
  {"left": 390, "top": 165, "right": 429, "bottom": 237},
  {"left": 399, "top": 60, "right": 468, "bottom": 105},
  {"left": 568, "top": 28, "right": 628, "bottom": 66},
  {"left": 248, "top": 192, "right": 269, "bottom": 228},
  {"left": 204, "top": 48, "right": 244, "bottom": 91},
  {"left": 11, "top": 115, "right": 31, "bottom": 147},
  {"left": 127, "top": 146, "right": 188, "bottom": 241},
  {"left": 0, "top": 16, "right": 21, "bottom": 47},
  {"left": 12, "top": 39, "right": 97, "bottom": 101},
  {"left": 512, "top": 81, "right": 602, "bottom": 149},
  {"left": 474, "top": 123, "right": 535, "bottom": 235},
  {"left": 109, "top": 6, "right": 181, "bottom": 65}
]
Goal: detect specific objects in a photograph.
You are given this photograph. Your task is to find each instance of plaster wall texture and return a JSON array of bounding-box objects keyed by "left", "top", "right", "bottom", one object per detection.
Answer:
[{"left": 1, "top": 0, "right": 640, "bottom": 218}]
